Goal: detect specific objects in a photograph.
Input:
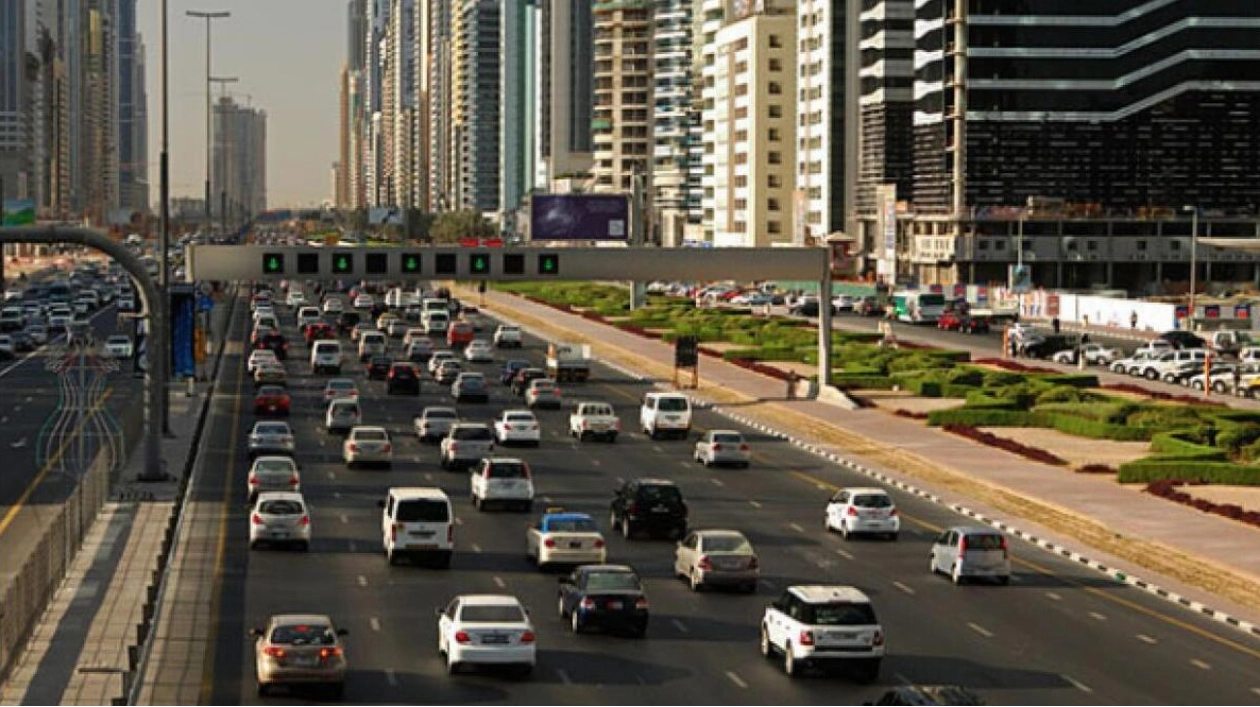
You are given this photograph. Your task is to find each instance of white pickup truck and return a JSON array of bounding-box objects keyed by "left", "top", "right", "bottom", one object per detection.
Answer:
[
  {"left": 546, "top": 342, "right": 591, "bottom": 383},
  {"left": 568, "top": 401, "right": 620, "bottom": 442}
]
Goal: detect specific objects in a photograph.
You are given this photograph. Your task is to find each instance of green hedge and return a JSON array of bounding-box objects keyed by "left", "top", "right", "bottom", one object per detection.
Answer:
[
  {"left": 927, "top": 408, "right": 1038, "bottom": 427},
  {"left": 1039, "top": 373, "right": 1100, "bottom": 388},
  {"left": 1117, "top": 460, "right": 1260, "bottom": 485},
  {"left": 832, "top": 374, "right": 896, "bottom": 390},
  {"left": 1045, "top": 413, "right": 1152, "bottom": 441},
  {"left": 1148, "top": 431, "right": 1227, "bottom": 461}
]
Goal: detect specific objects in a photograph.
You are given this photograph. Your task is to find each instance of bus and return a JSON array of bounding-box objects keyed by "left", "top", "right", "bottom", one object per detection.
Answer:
[{"left": 892, "top": 290, "right": 947, "bottom": 324}]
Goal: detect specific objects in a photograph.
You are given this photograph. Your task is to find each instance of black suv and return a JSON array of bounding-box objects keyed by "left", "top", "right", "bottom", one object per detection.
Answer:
[
  {"left": 386, "top": 362, "right": 421, "bottom": 395},
  {"left": 336, "top": 310, "right": 362, "bottom": 335},
  {"left": 510, "top": 367, "right": 548, "bottom": 396},
  {"left": 610, "top": 478, "right": 688, "bottom": 540}
]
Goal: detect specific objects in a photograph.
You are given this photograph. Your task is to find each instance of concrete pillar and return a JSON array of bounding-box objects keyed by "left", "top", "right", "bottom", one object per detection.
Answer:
[{"left": 818, "top": 267, "right": 833, "bottom": 389}]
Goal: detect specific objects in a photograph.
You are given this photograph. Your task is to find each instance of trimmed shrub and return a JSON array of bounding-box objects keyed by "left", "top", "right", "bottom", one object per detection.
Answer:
[
  {"left": 1045, "top": 413, "right": 1152, "bottom": 441},
  {"left": 1035, "top": 385, "right": 1096, "bottom": 406},
  {"left": 887, "top": 352, "right": 955, "bottom": 373},
  {"left": 1213, "top": 420, "right": 1260, "bottom": 453},
  {"left": 1124, "top": 405, "right": 1205, "bottom": 430},
  {"left": 1118, "top": 460, "right": 1260, "bottom": 485},
  {"left": 927, "top": 408, "right": 1038, "bottom": 427},
  {"left": 832, "top": 374, "right": 896, "bottom": 390},
  {"left": 945, "top": 367, "right": 986, "bottom": 387},
  {"left": 1147, "top": 431, "right": 1227, "bottom": 461},
  {"left": 1039, "top": 373, "right": 1100, "bottom": 388}
]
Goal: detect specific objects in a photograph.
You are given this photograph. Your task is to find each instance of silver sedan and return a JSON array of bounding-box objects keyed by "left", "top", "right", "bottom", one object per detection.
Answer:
[
  {"left": 248, "top": 421, "right": 295, "bottom": 458},
  {"left": 693, "top": 430, "right": 751, "bottom": 468},
  {"left": 673, "top": 529, "right": 759, "bottom": 593}
]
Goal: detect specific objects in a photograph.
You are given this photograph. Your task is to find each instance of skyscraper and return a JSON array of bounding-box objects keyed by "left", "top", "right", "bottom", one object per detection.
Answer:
[
  {"left": 794, "top": 0, "right": 852, "bottom": 242},
  {"left": 537, "top": 0, "right": 593, "bottom": 187},
  {"left": 0, "top": 0, "right": 30, "bottom": 205},
  {"left": 116, "top": 0, "right": 148, "bottom": 214},
  {"left": 591, "top": 0, "right": 652, "bottom": 196},
  {"left": 500, "top": 0, "right": 541, "bottom": 219},
  {"left": 456, "top": 0, "right": 501, "bottom": 213},
  {"left": 212, "top": 95, "right": 267, "bottom": 223},
  {"left": 853, "top": 0, "right": 912, "bottom": 219},
  {"left": 652, "top": 0, "right": 702, "bottom": 246}
]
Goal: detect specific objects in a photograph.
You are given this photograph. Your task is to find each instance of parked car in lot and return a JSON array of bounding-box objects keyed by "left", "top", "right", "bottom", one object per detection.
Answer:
[
  {"left": 760, "top": 585, "right": 883, "bottom": 681},
  {"left": 558, "top": 565, "right": 648, "bottom": 637},
  {"left": 673, "top": 529, "right": 759, "bottom": 593},
  {"left": 436, "top": 595, "right": 536, "bottom": 676},
  {"left": 937, "top": 312, "right": 990, "bottom": 334},
  {"left": 824, "top": 487, "right": 900, "bottom": 540},
  {"left": 1157, "top": 330, "right": 1207, "bottom": 350},
  {"left": 929, "top": 526, "right": 1011, "bottom": 585},
  {"left": 469, "top": 457, "right": 534, "bottom": 512},
  {"left": 1052, "top": 342, "right": 1122, "bottom": 366},
  {"left": 1132, "top": 349, "right": 1208, "bottom": 381},
  {"left": 692, "top": 430, "right": 750, "bottom": 467}
]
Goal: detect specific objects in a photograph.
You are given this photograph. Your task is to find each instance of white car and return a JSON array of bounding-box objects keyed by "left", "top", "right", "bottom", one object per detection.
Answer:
[
  {"left": 25, "top": 325, "right": 48, "bottom": 346},
  {"left": 322, "top": 297, "right": 345, "bottom": 315},
  {"left": 760, "top": 585, "right": 883, "bottom": 681},
  {"left": 493, "top": 325, "right": 523, "bottom": 348},
  {"left": 525, "top": 511, "right": 607, "bottom": 569},
  {"left": 493, "top": 409, "right": 541, "bottom": 446},
  {"left": 568, "top": 401, "right": 619, "bottom": 442},
  {"left": 102, "top": 334, "right": 134, "bottom": 359},
  {"left": 381, "top": 487, "right": 454, "bottom": 567},
  {"left": 247, "top": 349, "right": 279, "bottom": 375},
  {"left": 403, "top": 327, "right": 428, "bottom": 349},
  {"left": 428, "top": 349, "right": 456, "bottom": 375},
  {"left": 297, "top": 306, "right": 322, "bottom": 329},
  {"left": 344, "top": 426, "right": 393, "bottom": 468},
  {"left": 353, "top": 294, "right": 374, "bottom": 309},
  {"left": 248, "top": 421, "right": 296, "bottom": 458},
  {"left": 324, "top": 398, "right": 362, "bottom": 433},
  {"left": 0, "top": 335, "right": 14, "bottom": 357},
  {"left": 437, "top": 595, "right": 536, "bottom": 676},
  {"left": 414, "top": 406, "right": 460, "bottom": 443},
  {"left": 247, "top": 456, "right": 301, "bottom": 503},
  {"left": 825, "top": 487, "right": 900, "bottom": 540},
  {"left": 323, "top": 378, "right": 360, "bottom": 403},
  {"left": 285, "top": 290, "right": 306, "bottom": 307},
  {"left": 248, "top": 492, "right": 311, "bottom": 551},
  {"left": 469, "top": 457, "right": 535, "bottom": 512},
  {"left": 463, "top": 340, "right": 494, "bottom": 363},
  {"left": 929, "top": 526, "right": 1012, "bottom": 585},
  {"left": 1051, "top": 343, "right": 1122, "bottom": 365},
  {"left": 693, "top": 430, "right": 750, "bottom": 467}
]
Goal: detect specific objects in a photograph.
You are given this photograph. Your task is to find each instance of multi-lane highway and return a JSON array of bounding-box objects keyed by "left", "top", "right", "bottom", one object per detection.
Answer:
[
  {"left": 195, "top": 285, "right": 1260, "bottom": 705},
  {"left": 0, "top": 299, "right": 142, "bottom": 520}
]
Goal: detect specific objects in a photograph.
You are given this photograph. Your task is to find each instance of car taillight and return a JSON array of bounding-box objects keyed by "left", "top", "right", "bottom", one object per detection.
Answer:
[
  {"left": 382, "top": 444, "right": 392, "bottom": 454},
  {"left": 847, "top": 506, "right": 859, "bottom": 516},
  {"left": 348, "top": 443, "right": 359, "bottom": 452},
  {"left": 248, "top": 476, "right": 260, "bottom": 485},
  {"left": 889, "top": 508, "right": 898, "bottom": 516},
  {"left": 626, "top": 502, "right": 637, "bottom": 515},
  {"left": 299, "top": 515, "right": 310, "bottom": 526},
  {"left": 448, "top": 525, "right": 454, "bottom": 543},
  {"left": 449, "top": 443, "right": 459, "bottom": 451},
  {"left": 263, "top": 646, "right": 286, "bottom": 658},
  {"left": 579, "top": 598, "right": 595, "bottom": 610},
  {"left": 454, "top": 631, "right": 471, "bottom": 644},
  {"left": 712, "top": 443, "right": 722, "bottom": 452},
  {"left": 959, "top": 537, "right": 968, "bottom": 554},
  {"left": 613, "top": 419, "right": 621, "bottom": 430},
  {"left": 799, "top": 630, "right": 815, "bottom": 646},
  {"left": 519, "top": 631, "right": 536, "bottom": 644},
  {"left": 747, "top": 556, "right": 759, "bottom": 570},
  {"left": 288, "top": 475, "right": 299, "bottom": 486},
  {"left": 580, "top": 420, "right": 588, "bottom": 429},
  {"left": 739, "top": 443, "right": 749, "bottom": 452},
  {"left": 872, "top": 629, "right": 884, "bottom": 646},
  {"left": 252, "top": 514, "right": 264, "bottom": 525},
  {"left": 544, "top": 538, "right": 557, "bottom": 548},
  {"left": 634, "top": 597, "right": 649, "bottom": 610},
  {"left": 593, "top": 539, "right": 605, "bottom": 549},
  {"left": 1001, "top": 536, "right": 1009, "bottom": 558},
  {"left": 697, "top": 555, "right": 713, "bottom": 570},
  {"left": 391, "top": 523, "right": 402, "bottom": 540}
]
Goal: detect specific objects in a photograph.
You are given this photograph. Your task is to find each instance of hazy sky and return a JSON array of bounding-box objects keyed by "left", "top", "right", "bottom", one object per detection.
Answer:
[{"left": 138, "top": 0, "right": 346, "bottom": 208}]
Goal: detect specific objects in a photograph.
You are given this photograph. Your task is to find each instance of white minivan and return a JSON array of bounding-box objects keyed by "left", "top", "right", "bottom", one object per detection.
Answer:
[
  {"left": 380, "top": 487, "right": 454, "bottom": 568},
  {"left": 311, "top": 340, "right": 343, "bottom": 374},
  {"left": 422, "top": 310, "right": 450, "bottom": 336},
  {"left": 640, "top": 392, "right": 693, "bottom": 440}
]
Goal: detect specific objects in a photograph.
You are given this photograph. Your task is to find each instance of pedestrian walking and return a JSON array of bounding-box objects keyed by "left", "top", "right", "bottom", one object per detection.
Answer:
[
  {"left": 1051, "top": 317, "right": 1061, "bottom": 334},
  {"left": 786, "top": 371, "right": 799, "bottom": 400},
  {"left": 1234, "top": 366, "right": 1243, "bottom": 396},
  {"left": 1131, "top": 310, "right": 1139, "bottom": 330}
]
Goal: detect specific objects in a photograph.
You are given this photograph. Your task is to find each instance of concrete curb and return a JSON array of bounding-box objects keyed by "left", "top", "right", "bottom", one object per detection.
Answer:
[{"left": 484, "top": 291, "right": 1260, "bottom": 642}]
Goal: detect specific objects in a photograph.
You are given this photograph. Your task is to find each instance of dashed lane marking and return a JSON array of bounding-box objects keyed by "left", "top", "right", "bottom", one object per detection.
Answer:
[
  {"left": 1191, "top": 659, "right": 1212, "bottom": 670},
  {"left": 333, "top": 491, "right": 342, "bottom": 500},
  {"left": 357, "top": 575, "right": 367, "bottom": 587},
  {"left": 424, "top": 472, "right": 433, "bottom": 481},
  {"left": 592, "top": 459, "right": 602, "bottom": 466},
  {"left": 1062, "top": 675, "right": 1093, "bottom": 694},
  {"left": 326, "top": 471, "right": 336, "bottom": 480},
  {"left": 349, "top": 541, "right": 358, "bottom": 553},
  {"left": 725, "top": 671, "right": 748, "bottom": 689},
  {"left": 893, "top": 581, "right": 915, "bottom": 595},
  {"left": 652, "top": 445, "right": 663, "bottom": 453},
  {"left": 369, "top": 617, "right": 381, "bottom": 632},
  {"left": 556, "top": 669, "right": 572, "bottom": 685},
  {"left": 760, "top": 579, "right": 777, "bottom": 590},
  {"left": 493, "top": 576, "right": 506, "bottom": 589},
  {"left": 454, "top": 517, "right": 463, "bottom": 526},
  {"left": 340, "top": 514, "right": 349, "bottom": 524},
  {"left": 748, "top": 500, "right": 762, "bottom": 509},
  {"left": 788, "top": 522, "right": 805, "bottom": 533},
  {"left": 835, "top": 548, "right": 855, "bottom": 560},
  {"left": 711, "top": 478, "right": 724, "bottom": 487},
  {"left": 1137, "top": 634, "right": 1157, "bottom": 644},
  {"left": 384, "top": 669, "right": 398, "bottom": 687},
  {"left": 1089, "top": 611, "right": 1107, "bottom": 621},
  {"left": 1046, "top": 592, "right": 1062, "bottom": 601},
  {"left": 471, "top": 543, "right": 482, "bottom": 553},
  {"left": 968, "top": 622, "right": 993, "bottom": 638},
  {"left": 671, "top": 619, "right": 689, "bottom": 634}
]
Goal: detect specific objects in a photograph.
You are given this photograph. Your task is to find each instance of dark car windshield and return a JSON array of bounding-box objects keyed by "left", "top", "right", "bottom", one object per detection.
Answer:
[
  {"left": 637, "top": 485, "right": 682, "bottom": 504},
  {"left": 453, "top": 427, "right": 492, "bottom": 441},
  {"left": 395, "top": 499, "right": 450, "bottom": 522},
  {"left": 657, "top": 397, "right": 689, "bottom": 412},
  {"left": 853, "top": 494, "right": 893, "bottom": 509},
  {"left": 802, "top": 602, "right": 878, "bottom": 626},
  {"left": 584, "top": 571, "right": 642, "bottom": 592},
  {"left": 460, "top": 605, "right": 526, "bottom": 623},
  {"left": 547, "top": 517, "right": 598, "bottom": 533},
  {"left": 487, "top": 462, "right": 528, "bottom": 478}
]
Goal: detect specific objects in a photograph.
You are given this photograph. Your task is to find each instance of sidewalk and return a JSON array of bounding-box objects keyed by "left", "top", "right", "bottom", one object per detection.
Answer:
[
  {"left": 467, "top": 286, "right": 1260, "bottom": 627},
  {"left": 0, "top": 293, "right": 235, "bottom": 706}
]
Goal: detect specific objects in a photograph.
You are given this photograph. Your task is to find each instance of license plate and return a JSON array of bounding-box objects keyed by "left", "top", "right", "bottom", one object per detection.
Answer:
[
  {"left": 411, "top": 543, "right": 437, "bottom": 549},
  {"left": 411, "top": 531, "right": 434, "bottom": 537},
  {"left": 482, "top": 634, "right": 509, "bottom": 645},
  {"left": 606, "top": 601, "right": 622, "bottom": 610},
  {"left": 827, "top": 631, "right": 855, "bottom": 640},
  {"left": 291, "top": 655, "right": 317, "bottom": 667},
  {"left": 273, "top": 532, "right": 288, "bottom": 539},
  {"left": 569, "top": 541, "right": 582, "bottom": 549},
  {"left": 652, "top": 505, "right": 668, "bottom": 513}
]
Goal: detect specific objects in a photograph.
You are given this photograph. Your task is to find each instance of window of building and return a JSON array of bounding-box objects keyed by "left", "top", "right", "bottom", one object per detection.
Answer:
[
  {"left": 978, "top": 240, "right": 990, "bottom": 251},
  {"left": 768, "top": 82, "right": 782, "bottom": 95},
  {"left": 734, "top": 221, "right": 746, "bottom": 232},
  {"left": 735, "top": 106, "right": 748, "bottom": 119},
  {"left": 768, "top": 198, "right": 780, "bottom": 212},
  {"left": 735, "top": 83, "right": 748, "bottom": 96},
  {"left": 735, "top": 175, "right": 748, "bottom": 187},
  {"left": 769, "top": 35, "right": 782, "bottom": 48},
  {"left": 768, "top": 221, "right": 781, "bottom": 234},
  {"left": 1065, "top": 239, "right": 1077, "bottom": 251},
  {"left": 994, "top": 240, "right": 1006, "bottom": 251},
  {"left": 734, "top": 152, "right": 748, "bottom": 165},
  {"left": 768, "top": 175, "right": 782, "bottom": 188},
  {"left": 1086, "top": 240, "right": 1098, "bottom": 251},
  {"left": 734, "top": 199, "right": 747, "bottom": 210},
  {"left": 1170, "top": 240, "right": 1181, "bottom": 251},
  {"left": 1136, "top": 239, "right": 1147, "bottom": 251},
  {"left": 769, "top": 105, "right": 782, "bottom": 118},
  {"left": 769, "top": 58, "right": 782, "bottom": 72},
  {"left": 768, "top": 152, "right": 782, "bottom": 165},
  {"left": 735, "top": 130, "right": 748, "bottom": 142},
  {"left": 735, "top": 38, "right": 749, "bottom": 51},
  {"left": 769, "top": 128, "right": 780, "bottom": 142}
]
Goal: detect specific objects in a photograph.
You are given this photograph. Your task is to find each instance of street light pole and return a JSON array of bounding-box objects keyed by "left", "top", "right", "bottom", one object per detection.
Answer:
[
  {"left": 1185, "top": 205, "right": 1199, "bottom": 330},
  {"left": 187, "top": 10, "right": 231, "bottom": 236}
]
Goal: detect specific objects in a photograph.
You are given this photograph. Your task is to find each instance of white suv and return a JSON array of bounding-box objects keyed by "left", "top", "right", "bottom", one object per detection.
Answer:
[
  {"left": 493, "top": 324, "right": 523, "bottom": 348},
  {"left": 639, "top": 392, "right": 692, "bottom": 440},
  {"left": 469, "top": 457, "right": 534, "bottom": 512},
  {"left": 760, "top": 585, "right": 883, "bottom": 682},
  {"left": 380, "top": 487, "right": 454, "bottom": 568},
  {"left": 1132, "top": 349, "right": 1207, "bottom": 381}
]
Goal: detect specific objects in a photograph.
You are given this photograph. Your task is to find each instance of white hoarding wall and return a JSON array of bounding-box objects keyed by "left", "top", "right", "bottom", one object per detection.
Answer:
[{"left": 996, "top": 289, "right": 1177, "bottom": 332}]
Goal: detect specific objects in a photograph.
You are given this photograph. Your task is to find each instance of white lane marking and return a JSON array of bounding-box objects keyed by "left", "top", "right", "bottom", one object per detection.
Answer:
[
  {"left": 384, "top": 669, "right": 398, "bottom": 687},
  {"left": 24, "top": 396, "right": 31, "bottom": 403},
  {"left": 711, "top": 478, "right": 724, "bottom": 487},
  {"left": 1191, "top": 659, "right": 1212, "bottom": 670},
  {"left": 349, "top": 541, "right": 358, "bottom": 552},
  {"left": 834, "top": 548, "right": 855, "bottom": 560},
  {"left": 678, "top": 461, "right": 691, "bottom": 468},
  {"left": 967, "top": 622, "right": 993, "bottom": 638},
  {"left": 894, "top": 672, "right": 913, "bottom": 686},
  {"left": 1137, "top": 634, "right": 1157, "bottom": 644},
  {"left": 413, "top": 456, "right": 421, "bottom": 463},
  {"left": 369, "top": 617, "right": 381, "bottom": 632},
  {"left": 1089, "top": 611, "right": 1107, "bottom": 621},
  {"left": 454, "top": 517, "right": 463, "bottom": 526},
  {"left": 0, "top": 417, "right": 6, "bottom": 424},
  {"left": 635, "top": 675, "right": 646, "bottom": 685},
  {"left": 725, "top": 671, "right": 748, "bottom": 689},
  {"left": 788, "top": 522, "right": 805, "bottom": 533},
  {"left": 556, "top": 669, "right": 572, "bottom": 685},
  {"left": 749, "top": 500, "right": 762, "bottom": 509},
  {"left": 1062, "top": 674, "right": 1093, "bottom": 694},
  {"left": 356, "top": 575, "right": 367, "bottom": 587},
  {"left": 542, "top": 496, "right": 553, "bottom": 503},
  {"left": 671, "top": 619, "right": 689, "bottom": 634},
  {"left": 471, "top": 543, "right": 482, "bottom": 553},
  {"left": 760, "top": 579, "right": 777, "bottom": 590},
  {"left": 339, "top": 514, "right": 349, "bottom": 525},
  {"left": 319, "top": 440, "right": 325, "bottom": 448},
  {"left": 652, "top": 445, "right": 663, "bottom": 453},
  {"left": 1251, "top": 687, "right": 1260, "bottom": 698},
  {"left": 616, "top": 477, "right": 625, "bottom": 484},
  {"left": 493, "top": 576, "right": 506, "bottom": 588},
  {"left": 1045, "top": 591, "right": 1062, "bottom": 601},
  {"left": 892, "top": 581, "right": 915, "bottom": 595},
  {"left": 592, "top": 459, "right": 602, "bottom": 466},
  {"left": 326, "top": 471, "right": 336, "bottom": 480},
  {"left": 424, "top": 472, "right": 433, "bottom": 481},
  {"left": 13, "top": 406, "right": 20, "bottom": 412}
]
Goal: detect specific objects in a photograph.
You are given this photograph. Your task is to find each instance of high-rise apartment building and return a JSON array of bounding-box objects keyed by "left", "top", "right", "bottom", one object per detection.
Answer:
[
  {"left": 0, "top": 0, "right": 31, "bottom": 205},
  {"left": 455, "top": 0, "right": 501, "bottom": 213},
  {"left": 696, "top": 0, "right": 725, "bottom": 240},
  {"left": 211, "top": 95, "right": 267, "bottom": 222},
  {"left": 537, "top": 0, "right": 593, "bottom": 187},
  {"left": 116, "top": 0, "right": 147, "bottom": 214},
  {"left": 500, "top": 0, "right": 541, "bottom": 219},
  {"left": 426, "top": 0, "right": 455, "bottom": 209},
  {"left": 853, "top": 0, "right": 912, "bottom": 218},
  {"left": 708, "top": 4, "right": 796, "bottom": 247},
  {"left": 794, "top": 0, "right": 852, "bottom": 242},
  {"left": 591, "top": 0, "right": 652, "bottom": 196},
  {"left": 651, "top": 0, "right": 702, "bottom": 246}
]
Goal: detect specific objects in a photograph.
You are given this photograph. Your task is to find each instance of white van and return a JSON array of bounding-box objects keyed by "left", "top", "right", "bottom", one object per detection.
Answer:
[
  {"left": 358, "top": 331, "right": 387, "bottom": 361},
  {"left": 640, "top": 392, "right": 693, "bottom": 440},
  {"left": 311, "top": 340, "right": 343, "bottom": 374},
  {"left": 422, "top": 310, "right": 450, "bottom": 336},
  {"left": 422, "top": 298, "right": 449, "bottom": 315},
  {"left": 380, "top": 487, "right": 454, "bottom": 567}
]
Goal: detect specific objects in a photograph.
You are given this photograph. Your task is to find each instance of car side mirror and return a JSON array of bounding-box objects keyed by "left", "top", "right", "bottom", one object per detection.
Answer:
[
  {"left": 433, "top": 607, "right": 444, "bottom": 618},
  {"left": 558, "top": 577, "right": 571, "bottom": 585},
  {"left": 377, "top": 500, "right": 386, "bottom": 508},
  {"left": 249, "top": 628, "right": 264, "bottom": 638},
  {"left": 336, "top": 628, "right": 349, "bottom": 636}
]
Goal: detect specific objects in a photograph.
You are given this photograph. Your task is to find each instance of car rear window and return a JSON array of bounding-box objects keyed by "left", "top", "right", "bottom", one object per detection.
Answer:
[
  {"left": 964, "top": 533, "right": 1005, "bottom": 550},
  {"left": 255, "top": 459, "right": 295, "bottom": 473},
  {"left": 460, "top": 605, "right": 526, "bottom": 623},
  {"left": 270, "top": 623, "right": 335, "bottom": 645},
  {"left": 328, "top": 381, "right": 354, "bottom": 391},
  {"left": 391, "top": 365, "right": 415, "bottom": 377},
  {"left": 547, "top": 517, "right": 597, "bottom": 533},
  {"left": 702, "top": 535, "right": 751, "bottom": 553},
  {"left": 505, "top": 413, "right": 534, "bottom": 423},
  {"left": 585, "top": 571, "right": 641, "bottom": 592},
  {"left": 852, "top": 494, "right": 893, "bottom": 509},
  {"left": 637, "top": 485, "right": 682, "bottom": 504},
  {"left": 426, "top": 409, "right": 457, "bottom": 420},
  {"left": 257, "top": 423, "right": 289, "bottom": 434},
  {"left": 259, "top": 500, "right": 304, "bottom": 515},
  {"left": 712, "top": 433, "right": 743, "bottom": 444},
  {"left": 803, "top": 602, "right": 877, "bottom": 626},
  {"left": 395, "top": 499, "right": 450, "bottom": 522},
  {"left": 657, "top": 397, "right": 689, "bottom": 412},
  {"left": 585, "top": 405, "right": 613, "bottom": 416},
  {"left": 355, "top": 429, "right": 388, "bottom": 441},
  {"left": 454, "top": 427, "right": 492, "bottom": 441},
  {"left": 487, "top": 462, "right": 528, "bottom": 478}
]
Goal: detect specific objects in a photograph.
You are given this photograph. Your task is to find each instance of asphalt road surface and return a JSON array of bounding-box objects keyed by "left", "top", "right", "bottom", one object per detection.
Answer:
[{"left": 195, "top": 288, "right": 1260, "bottom": 705}]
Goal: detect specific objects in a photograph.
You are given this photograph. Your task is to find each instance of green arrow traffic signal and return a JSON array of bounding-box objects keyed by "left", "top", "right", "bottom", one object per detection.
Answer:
[
  {"left": 262, "top": 253, "right": 284, "bottom": 274},
  {"left": 332, "top": 253, "right": 353, "bottom": 274},
  {"left": 402, "top": 253, "right": 422, "bottom": 273},
  {"left": 538, "top": 253, "right": 558, "bottom": 275},
  {"left": 470, "top": 253, "right": 490, "bottom": 275}
]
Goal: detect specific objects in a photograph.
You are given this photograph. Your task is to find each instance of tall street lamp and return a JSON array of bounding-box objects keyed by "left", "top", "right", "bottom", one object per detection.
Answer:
[
  {"left": 186, "top": 9, "right": 231, "bottom": 235},
  {"left": 1183, "top": 205, "right": 1199, "bottom": 330}
]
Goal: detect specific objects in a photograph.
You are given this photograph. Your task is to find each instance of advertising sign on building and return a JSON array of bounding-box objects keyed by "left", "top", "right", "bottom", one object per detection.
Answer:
[
  {"left": 876, "top": 185, "right": 897, "bottom": 279},
  {"left": 1206, "top": 305, "right": 1221, "bottom": 320},
  {"left": 530, "top": 194, "right": 629, "bottom": 241}
]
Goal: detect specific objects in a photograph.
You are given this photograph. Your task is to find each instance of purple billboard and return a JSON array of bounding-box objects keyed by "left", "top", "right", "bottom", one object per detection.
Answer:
[{"left": 530, "top": 194, "right": 629, "bottom": 241}]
